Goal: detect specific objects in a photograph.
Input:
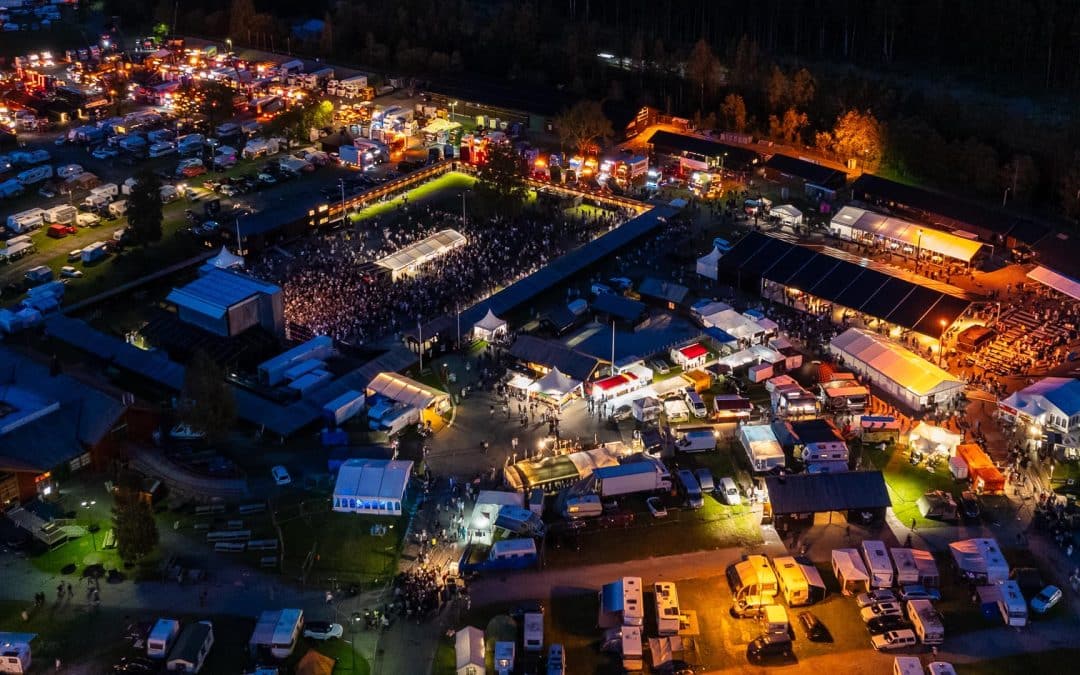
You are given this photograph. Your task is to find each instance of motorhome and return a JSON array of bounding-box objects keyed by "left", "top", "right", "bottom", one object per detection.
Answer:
[
  {"left": 907, "top": 599, "right": 944, "bottom": 645},
  {"left": 166, "top": 620, "right": 214, "bottom": 673},
  {"left": 6, "top": 208, "right": 44, "bottom": 233},
  {"left": 523, "top": 611, "right": 544, "bottom": 652},
  {"left": 889, "top": 548, "right": 921, "bottom": 586},
  {"left": 893, "top": 656, "right": 924, "bottom": 675},
  {"left": 997, "top": 580, "right": 1028, "bottom": 627},
  {"left": 772, "top": 556, "right": 825, "bottom": 607},
  {"left": 653, "top": 582, "right": 681, "bottom": 636},
  {"left": 728, "top": 555, "right": 779, "bottom": 615},
  {"left": 148, "top": 141, "right": 176, "bottom": 157},
  {"left": 16, "top": 165, "right": 51, "bottom": 185},
  {"left": 108, "top": 200, "right": 128, "bottom": 218},
  {"left": 737, "top": 424, "right": 786, "bottom": 473},
  {"left": 861, "top": 540, "right": 894, "bottom": 589},
  {"left": 675, "top": 429, "right": 716, "bottom": 453},
  {"left": 249, "top": 609, "right": 304, "bottom": 659},
  {"left": 147, "top": 618, "right": 181, "bottom": 659}
]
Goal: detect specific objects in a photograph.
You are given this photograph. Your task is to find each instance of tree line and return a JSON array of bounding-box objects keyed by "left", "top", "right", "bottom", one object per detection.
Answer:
[{"left": 105, "top": 0, "right": 1080, "bottom": 220}]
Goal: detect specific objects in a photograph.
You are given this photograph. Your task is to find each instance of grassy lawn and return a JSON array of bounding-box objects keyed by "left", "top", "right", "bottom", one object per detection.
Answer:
[
  {"left": 305, "top": 640, "right": 371, "bottom": 674},
  {"left": 279, "top": 509, "right": 404, "bottom": 586},
  {"left": 348, "top": 171, "right": 476, "bottom": 223},
  {"left": 30, "top": 532, "right": 123, "bottom": 575},
  {"left": 863, "top": 441, "right": 957, "bottom": 529}
]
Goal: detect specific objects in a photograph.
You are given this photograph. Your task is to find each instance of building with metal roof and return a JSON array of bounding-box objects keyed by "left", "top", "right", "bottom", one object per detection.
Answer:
[
  {"left": 332, "top": 458, "right": 413, "bottom": 516},
  {"left": 1000, "top": 377, "right": 1080, "bottom": 454},
  {"left": 637, "top": 277, "right": 689, "bottom": 307},
  {"left": 830, "top": 328, "right": 964, "bottom": 412},
  {"left": 851, "top": 173, "right": 1048, "bottom": 246},
  {"left": 375, "top": 229, "right": 467, "bottom": 280},
  {"left": 0, "top": 345, "right": 127, "bottom": 502},
  {"left": 509, "top": 335, "right": 601, "bottom": 382},
  {"left": 166, "top": 269, "right": 283, "bottom": 337},
  {"left": 763, "top": 153, "right": 846, "bottom": 189},
  {"left": 366, "top": 372, "right": 449, "bottom": 411},
  {"left": 764, "top": 471, "right": 890, "bottom": 525},
  {"left": 831, "top": 205, "right": 986, "bottom": 265},
  {"left": 591, "top": 293, "right": 646, "bottom": 325},
  {"left": 718, "top": 231, "right": 974, "bottom": 339}
]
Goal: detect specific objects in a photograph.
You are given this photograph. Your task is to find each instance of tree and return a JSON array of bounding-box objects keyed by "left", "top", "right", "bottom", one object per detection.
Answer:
[
  {"left": 183, "top": 350, "right": 236, "bottom": 443},
  {"left": 112, "top": 472, "right": 158, "bottom": 563},
  {"left": 475, "top": 142, "right": 525, "bottom": 215},
  {"left": 720, "top": 94, "right": 748, "bottom": 133},
  {"left": 553, "top": 100, "right": 613, "bottom": 156},
  {"left": 769, "top": 108, "right": 809, "bottom": 145},
  {"left": 790, "top": 68, "right": 816, "bottom": 108},
  {"left": 999, "top": 154, "right": 1039, "bottom": 204},
  {"left": 268, "top": 99, "right": 334, "bottom": 146},
  {"left": 686, "top": 38, "right": 723, "bottom": 113},
  {"left": 126, "top": 170, "right": 163, "bottom": 245},
  {"left": 765, "top": 65, "right": 789, "bottom": 111},
  {"left": 817, "top": 110, "right": 885, "bottom": 172},
  {"left": 174, "top": 80, "right": 236, "bottom": 132},
  {"left": 228, "top": 0, "right": 255, "bottom": 38}
]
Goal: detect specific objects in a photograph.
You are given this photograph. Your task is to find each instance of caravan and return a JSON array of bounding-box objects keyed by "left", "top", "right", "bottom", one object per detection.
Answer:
[
  {"left": 772, "top": 556, "right": 825, "bottom": 607},
  {"left": 997, "top": 580, "right": 1028, "bottom": 627},
  {"left": 147, "top": 618, "right": 181, "bottom": 659},
  {"left": 653, "top": 582, "right": 681, "bottom": 636},
  {"left": 861, "top": 540, "right": 894, "bottom": 588},
  {"left": 832, "top": 549, "right": 871, "bottom": 595},
  {"left": 907, "top": 599, "right": 944, "bottom": 645}
]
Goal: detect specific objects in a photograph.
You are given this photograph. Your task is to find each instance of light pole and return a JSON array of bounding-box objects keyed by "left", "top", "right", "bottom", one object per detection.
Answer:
[
  {"left": 915, "top": 229, "right": 923, "bottom": 271},
  {"left": 1002, "top": 187, "right": 1011, "bottom": 207},
  {"left": 938, "top": 318, "right": 948, "bottom": 368},
  {"left": 449, "top": 100, "right": 458, "bottom": 123},
  {"left": 461, "top": 189, "right": 467, "bottom": 226},
  {"left": 417, "top": 316, "right": 423, "bottom": 373},
  {"left": 81, "top": 500, "right": 97, "bottom": 551},
  {"left": 338, "top": 178, "right": 346, "bottom": 223}
]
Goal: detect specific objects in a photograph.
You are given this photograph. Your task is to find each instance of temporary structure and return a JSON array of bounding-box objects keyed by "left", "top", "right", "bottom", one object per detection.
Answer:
[
  {"left": 376, "top": 229, "right": 467, "bottom": 280},
  {"left": 908, "top": 422, "right": 963, "bottom": 456},
  {"left": 830, "top": 205, "right": 983, "bottom": 264},
  {"left": 531, "top": 367, "right": 581, "bottom": 403},
  {"left": 830, "top": 328, "right": 963, "bottom": 411},
  {"left": 455, "top": 626, "right": 485, "bottom": 675},
  {"left": 771, "top": 204, "right": 803, "bottom": 227},
  {"left": 472, "top": 308, "right": 508, "bottom": 341},
  {"left": 949, "top": 538, "right": 1009, "bottom": 583},
  {"left": 207, "top": 245, "right": 244, "bottom": 269},
  {"left": 695, "top": 247, "right": 722, "bottom": 280},
  {"left": 332, "top": 459, "right": 414, "bottom": 516},
  {"left": 366, "top": 372, "right": 449, "bottom": 411},
  {"left": 955, "top": 443, "right": 1006, "bottom": 494}
]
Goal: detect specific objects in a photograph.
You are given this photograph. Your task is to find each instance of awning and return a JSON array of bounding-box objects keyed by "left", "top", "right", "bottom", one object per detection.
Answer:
[
  {"left": 366, "top": 372, "right": 448, "bottom": 409},
  {"left": 1027, "top": 265, "right": 1080, "bottom": 301}
]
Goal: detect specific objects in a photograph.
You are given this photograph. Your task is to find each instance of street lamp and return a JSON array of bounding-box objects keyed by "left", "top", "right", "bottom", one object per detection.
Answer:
[
  {"left": 1002, "top": 187, "right": 1011, "bottom": 207},
  {"left": 449, "top": 100, "right": 458, "bottom": 123},
  {"left": 81, "top": 500, "right": 97, "bottom": 551},
  {"left": 225, "top": 38, "right": 233, "bottom": 53},
  {"left": 915, "top": 229, "right": 923, "bottom": 271},
  {"left": 938, "top": 318, "right": 948, "bottom": 367}
]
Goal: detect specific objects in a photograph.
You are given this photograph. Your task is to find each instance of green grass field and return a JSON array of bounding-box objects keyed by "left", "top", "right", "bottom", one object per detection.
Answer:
[
  {"left": 863, "top": 442, "right": 957, "bottom": 529},
  {"left": 349, "top": 172, "right": 476, "bottom": 223},
  {"left": 279, "top": 509, "right": 404, "bottom": 586}
]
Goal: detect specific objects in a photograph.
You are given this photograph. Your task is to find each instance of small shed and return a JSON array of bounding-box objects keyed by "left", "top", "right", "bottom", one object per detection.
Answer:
[
  {"left": 670, "top": 343, "right": 708, "bottom": 370},
  {"left": 455, "top": 626, "right": 485, "bottom": 675},
  {"left": 472, "top": 309, "right": 508, "bottom": 342},
  {"left": 771, "top": 204, "right": 803, "bottom": 227}
]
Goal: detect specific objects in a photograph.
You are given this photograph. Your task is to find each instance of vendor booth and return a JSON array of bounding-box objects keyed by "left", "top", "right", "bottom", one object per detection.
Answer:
[
  {"left": 472, "top": 309, "right": 508, "bottom": 342},
  {"left": 908, "top": 422, "right": 962, "bottom": 457},
  {"left": 531, "top": 367, "right": 582, "bottom": 406},
  {"left": 670, "top": 343, "right": 709, "bottom": 370},
  {"left": 366, "top": 371, "right": 450, "bottom": 427},
  {"left": 455, "top": 626, "right": 485, "bottom": 675},
  {"left": 955, "top": 443, "right": 1006, "bottom": 494},
  {"left": 696, "top": 247, "right": 722, "bottom": 280},
  {"left": 771, "top": 204, "right": 803, "bottom": 228}
]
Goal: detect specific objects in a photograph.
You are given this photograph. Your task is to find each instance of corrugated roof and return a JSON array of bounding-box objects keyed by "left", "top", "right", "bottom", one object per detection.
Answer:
[
  {"left": 830, "top": 328, "right": 963, "bottom": 398},
  {"left": 166, "top": 269, "right": 280, "bottom": 315},
  {"left": 645, "top": 130, "right": 760, "bottom": 169},
  {"left": 638, "top": 277, "right": 689, "bottom": 305},
  {"left": 509, "top": 335, "right": 600, "bottom": 382},
  {"left": 765, "top": 471, "right": 890, "bottom": 515},
  {"left": 764, "top": 154, "right": 846, "bottom": 187},
  {"left": 592, "top": 293, "right": 646, "bottom": 322}
]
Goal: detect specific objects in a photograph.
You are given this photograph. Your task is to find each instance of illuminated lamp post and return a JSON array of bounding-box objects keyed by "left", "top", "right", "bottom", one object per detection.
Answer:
[
  {"left": 449, "top": 100, "right": 458, "bottom": 123},
  {"left": 939, "top": 318, "right": 948, "bottom": 367},
  {"left": 915, "top": 228, "right": 923, "bottom": 272}
]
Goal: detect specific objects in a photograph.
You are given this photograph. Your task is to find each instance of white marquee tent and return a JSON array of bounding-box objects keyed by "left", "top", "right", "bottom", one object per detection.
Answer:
[
  {"left": 702, "top": 309, "right": 769, "bottom": 342},
  {"left": 771, "top": 204, "right": 803, "bottom": 227},
  {"left": 696, "top": 247, "right": 722, "bottom": 280},
  {"left": 830, "top": 328, "right": 963, "bottom": 410},
  {"left": 456, "top": 626, "right": 485, "bottom": 675},
  {"left": 332, "top": 459, "right": 413, "bottom": 516},
  {"left": 208, "top": 245, "right": 244, "bottom": 269},
  {"left": 830, "top": 205, "right": 983, "bottom": 264},
  {"left": 473, "top": 308, "right": 508, "bottom": 341},
  {"left": 366, "top": 372, "right": 449, "bottom": 410},
  {"left": 376, "top": 229, "right": 467, "bottom": 280},
  {"left": 531, "top": 367, "right": 581, "bottom": 401}
]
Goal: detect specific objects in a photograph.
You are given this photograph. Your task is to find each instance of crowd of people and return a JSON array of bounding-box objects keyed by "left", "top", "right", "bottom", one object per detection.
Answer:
[
  {"left": 253, "top": 198, "right": 626, "bottom": 344},
  {"left": 393, "top": 565, "right": 447, "bottom": 622}
]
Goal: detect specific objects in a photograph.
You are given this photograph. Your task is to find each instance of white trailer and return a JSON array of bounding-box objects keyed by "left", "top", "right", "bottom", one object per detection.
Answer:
[
  {"left": 889, "top": 548, "right": 921, "bottom": 586},
  {"left": 653, "top": 582, "right": 680, "bottom": 636},
  {"left": 6, "top": 208, "right": 44, "bottom": 233},
  {"left": 737, "top": 424, "right": 786, "bottom": 473},
  {"left": 996, "top": 580, "right": 1027, "bottom": 627},
  {"left": 831, "top": 548, "right": 870, "bottom": 595},
  {"left": 44, "top": 205, "right": 77, "bottom": 225},
  {"left": 861, "top": 540, "right": 894, "bottom": 588},
  {"left": 772, "top": 556, "right": 811, "bottom": 607},
  {"left": 907, "top": 599, "right": 944, "bottom": 645},
  {"left": 323, "top": 390, "right": 366, "bottom": 426}
]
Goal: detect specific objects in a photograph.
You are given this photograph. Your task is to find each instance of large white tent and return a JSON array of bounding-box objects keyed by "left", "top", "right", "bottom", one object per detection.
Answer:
[
  {"left": 702, "top": 308, "right": 769, "bottom": 342},
  {"left": 771, "top": 204, "right": 803, "bottom": 227},
  {"left": 1026, "top": 266, "right": 1080, "bottom": 302},
  {"left": 531, "top": 367, "right": 581, "bottom": 402},
  {"left": 455, "top": 626, "right": 485, "bottom": 675},
  {"left": 366, "top": 372, "right": 449, "bottom": 410},
  {"left": 696, "top": 247, "right": 722, "bottom": 280},
  {"left": 376, "top": 229, "right": 467, "bottom": 280},
  {"left": 829, "top": 328, "right": 963, "bottom": 411},
  {"left": 332, "top": 459, "right": 413, "bottom": 516},
  {"left": 830, "top": 205, "right": 983, "bottom": 264}
]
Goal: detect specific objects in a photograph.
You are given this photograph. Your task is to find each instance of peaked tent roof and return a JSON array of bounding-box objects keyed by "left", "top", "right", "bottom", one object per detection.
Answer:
[
  {"left": 473, "top": 308, "right": 507, "bottom": 332},
  {"left": 533, "top": 367, "right": 581, "bottom": 397},
  {"left": 830, "top": 328, "right": 963, "bottom": 398},
  {"left": 366, "top": 372, "right": 448, "bottom": 409},
  {"left": 455, "top": 626, "right": 485, "bottom": 670},
  {"left": 696, "top": 247, "right": 722, "bottom": 280},
  {"left": 1001, "top": 377, "right": 1080, "bottom": 419},
  {"left": 831, "top": 205, "right": 983, "bottom": 263},
  {"left": 208, "top": 245, "right": 244, "bottom": 269}
]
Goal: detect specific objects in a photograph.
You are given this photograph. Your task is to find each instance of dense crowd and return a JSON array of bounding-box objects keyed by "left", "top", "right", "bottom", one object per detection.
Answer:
[{"left": 253, "top": 200, "right": 626, "bottom": 344}]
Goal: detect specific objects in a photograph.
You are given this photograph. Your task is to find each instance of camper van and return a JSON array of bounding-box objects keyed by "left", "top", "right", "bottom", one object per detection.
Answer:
[
  {"left": 772, "top": 556, "right": 814, "bottom": 607},
  {"left": 832, "top": 549, "right": 871, "bottom": 595},
  {"left": 523, "top": 612, "right": 544, "bottom": 652},
  {"left": 893, "top": 656, "right": 924, "bottom": 675},
  {"left": 677, "top": 469, "right": 704, "bottom": 509},
  {"left": 16, "top": 165, "right": 52, "bottom": 185},
  {"left": 147, "top": 618, "right": 182, "bottom": 659},
  {"left": 861, "top": 540, "right": 894, "bottom": 589},
  {"left": 653, "top": 582, "right": 681, "bottom": 635},
  {"left": 249, "top": 609, "right": 304, "bottom": 659},
  {"left": 997, "top": 580, "right": 1028, "bottom": 627},
  {"left": 728, "top": 555, "right": 779, "bottom": 615},
  {"left": 907, "top": 599, "right": 944, "bottom": 645}
]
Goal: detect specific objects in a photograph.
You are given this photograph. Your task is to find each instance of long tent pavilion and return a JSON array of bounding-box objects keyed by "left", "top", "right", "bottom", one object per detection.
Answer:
[
  {"left": 830, "top": 206, "right": 986, "bottom": 266},
  {"left": 717, "top": 231, "right": 974, "bottom": 340},
  {"left": 1026, "top": 265, "right": 1080, "bottom": 302},
  {"left": 332, "top": 458, "right": 413, "bottom": 515},
  {"left": 376, "top": 229, "right": 467, "bottom": 280},
  {"left": 830, "top": 328, "right": 964, "bottom": 411},
  {"left": 365, "top": 371, "right": 450, "bottom": 427}
]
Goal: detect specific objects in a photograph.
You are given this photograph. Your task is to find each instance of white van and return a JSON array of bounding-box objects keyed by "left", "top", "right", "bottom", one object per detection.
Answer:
[
  {"left": 685, "top": 390, "right": 708, "bottom": 418},
  {"left": 523, "top": 612, "right": 543, "bottom": 652},
  {"left": 718, "top": 477, "right": 740, "bottom": 505},
  {"left": 563, "top": 495, "right": 602, "bottom": 519},
  {"left": 676, "top": 430, "right": 717, "bottom": 453},
  {"left": 893, "top": 656, "right": 923, "bottom": 675},
  {"left": 147, "top": 618, "right": 181, "bottom": 659}
]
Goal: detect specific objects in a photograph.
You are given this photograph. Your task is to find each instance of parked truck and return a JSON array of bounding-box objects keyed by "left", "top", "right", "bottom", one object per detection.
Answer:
[{"left": 592, "top": 460, "right": 672, "bottom": 497}]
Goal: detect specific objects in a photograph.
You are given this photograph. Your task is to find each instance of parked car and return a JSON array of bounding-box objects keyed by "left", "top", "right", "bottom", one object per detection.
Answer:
[
  {"left": 865, "top": 615, "right": 912, "bottom": 635},
  {"left": 797, "top": 611, "right": 831, "bottom": 642},
  {"left": 897, "top": 585, "right": 942, "bottom": 602},
  {"left": 960, "top": 491, "right": 981, "bottom": 520},
  {"left": 1030, "top": 585, "right": 1062, "bottom": 614},
  {"left": 855, "top": 589, "right": 898, "bottom": 608},
  {"left": 59, "top": 265, "right": 82, "bottom": 278},
  {"left": 695, "top": 468, "right": 715, "bottom": 493},
  {"left": 717, "top": 477, "right": 740, "bottom": 506},
  {"left": 181, "top": 164, "right": 207, "bottom": 177},
  {"left": 860, "top": 602, "right": 902, "bottom": 623},
  {"left": 271, "top": 465, "right": 291, "bottom": 485},
  {"left": 37, "top": 184, "right": 56, "bottom": 198},
  {"left": 870, "top": 629, "right": 918, "bottom": 651},
  {"left": 92, "top": 147, "right": 119, "bottom": 160},
  {"left": 219, "top": 184, "right": 240, "bottom": 197},
  {"left": 646, "top": 496, "right": 667, "bottom": 518},
  {"left": 303, "top": 621, "right": 343, "bottom": 640},
  {"left": 746, "top": 634, "right": 792, "bottom": 662}
]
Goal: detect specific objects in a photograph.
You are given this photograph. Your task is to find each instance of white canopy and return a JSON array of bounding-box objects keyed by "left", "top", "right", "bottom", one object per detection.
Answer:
[
  {"left": 909, "top": 421, "right": 963, "bottom": 455},
  {"left": 376, "top": 229, "right": 467, "bottom": 278},
  {"left": 772, "top": 204, "right": 803, "bottom": 226},
  {"left": 208, "top": 245, "right": 244, "bottom": 269},
  {"left": 1027, "top": 265, "right": 1080, "bottom": 302},
  {"left": 696, "top": 247, "right": 721, "bottom": 280},
  {"left": 830, "top": 328, "right": 963, "bottom": 399},
  {"left": 367, "top": 372, "right": 448, "bottom": 409},
  {"left": 473, "top": 308, "right": 507, "bottom": 338},
  {"left": 702, "top": 309, "right": 767, "bottom": 341},
  {"left": 831, "top": 205, "right": 983, "bottom": 264},
  {"left": 532, "top": 367, "right": 581, "bottom": 398},
  {"left": 332, "top": 459, "right": 413, "bottom": 516},
  {"left": 455, "top": 626, "right": 485, "bottom": 675}
]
